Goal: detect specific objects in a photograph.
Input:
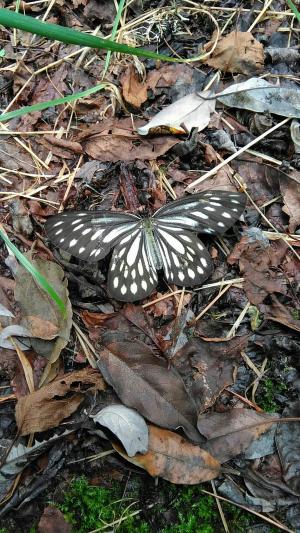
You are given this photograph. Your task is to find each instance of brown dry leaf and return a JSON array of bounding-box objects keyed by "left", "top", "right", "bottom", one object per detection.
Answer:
[
  {"left": 205, "top": 31, "right": 264, "bottom": 75},
  {"left": 78, "top": 118, "right": 179, "bottom": 162},
  {"left": 280, "top": 178, "right": 300, "bottom": 232},
  {"left": 228, "top": 237, "right": 286, "bottom": 305},
  {"left": 121, "top": 65, "right": 148, "bottom": 108},
  {"left": 38, "top": 506, "right": 71, "bottom": 533},
  {"left": 114, "top": 425, "right": 220, "bottom": 484},
  {"left": 173, "top": 336, "right": 247, "bottom": 413},
  {"left": 97, "top": 337, "right": 201, "bottom": 442},
  {"left": 35, "top": 135, "right": 83, "bottom": 159},
  {"left": 15, "top": 368, "right": 105, "bottom": 435},
  {"left": 198, "top": 409, "right": 276, "bottom": 463}
]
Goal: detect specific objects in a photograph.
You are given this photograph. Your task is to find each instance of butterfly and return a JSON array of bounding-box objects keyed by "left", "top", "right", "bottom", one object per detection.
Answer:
[{"left": 45, "top": 190, "right": 246, "bottom": 302}]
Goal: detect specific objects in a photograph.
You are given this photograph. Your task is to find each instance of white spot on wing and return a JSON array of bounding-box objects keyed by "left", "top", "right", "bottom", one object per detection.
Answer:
[
  {"left": 142, "top": 280, "right": 147, "bottom": 291},
  {"left": 127, "top": 233, "right": 141, "bottom": 266},
  {"left": 121, "top": 285, "right": 127, "bottom": 295},
  {"left": 157, "top": 229, "right": 185, "bottom": 254},
  {"left": 191, "top": 211, "right": 208, "bottom": 220},
  {"left": 130, "top": 282, "right": 138, "bottom": 295},
  {"left": 69, "top": 239, "right": 77, "bottom": 247}
]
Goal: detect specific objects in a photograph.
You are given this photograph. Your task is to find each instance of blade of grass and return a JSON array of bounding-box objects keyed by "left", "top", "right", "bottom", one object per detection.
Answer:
[
  {"left": 103, "top": 0, "right": 126, "bottom": 78},
  {"left": 0, "top": 83, "right": 106, "bottom": 123},
  {"left": 287, "top": 0, "right": 300, "bottom": 21},
  {"left": 0, "top": 227, "right": 67, "bottom": 317},
  {"left": 0, "top": 8, "right": 179, "bottom": 62}
]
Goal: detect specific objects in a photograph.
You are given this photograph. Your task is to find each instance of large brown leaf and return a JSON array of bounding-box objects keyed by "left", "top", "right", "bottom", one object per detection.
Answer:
[
  {"left": 114, "top": 425, "right": 220, "bottom": 484},
  {"left": 15, "top": 368, "right": 105, "bottom": 435},
  {"left": 97, "top": 338, "right": 201, "bottom": 443},
  {"left": 198, "top": 408, "right": 276, "bottom": 463},
  {"left": 205, "top": 31, "right": 264, "bottom": 75},
  {"left": 173, "top": 336, "right": 247, "bottom": 413}
]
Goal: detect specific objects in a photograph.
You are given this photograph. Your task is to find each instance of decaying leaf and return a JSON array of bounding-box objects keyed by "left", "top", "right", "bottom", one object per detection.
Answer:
[
  {"left": 218, "top": 77, "right": 300, "bottom": 118},
  {"left": 97, "top": 337, "right": 201, "bottom": 443},
  {"left": 79, "top": 118, "right": 179, "bottom": 162},
  {"left": 137, "top": 91, "right": 216, "bottom": 136},
  {"left": 228, "top": 235, "right": 287, "bottom": 305},
  {"left": 276, "top": 401, "right": 300, "bottom": 492},
  {"left": 114, "top": 425, "right": 220, "bottom": 484},
  {"left": 262, "top": 296, "right": 300, "bottom": 333},
  {"left": 91, "top": 404, "right": 148, "bottom": 457},
  {"left": 205, "top": 31, "right": 264, "bottom": 75},
  {"left": 0, "top": 431, "right": 72, "bottom": 498},
  {"left": 173, "top": 336, "right": 247, "bottom": 413},
  {"left": 198, "top": 409, "right": 277, "bottom": 463},
  {"left": 14, "top": 254, "right": 72, "bottom": 384},
  {"left": 15, "top": 368, "right": 105, "bottom": 435}
]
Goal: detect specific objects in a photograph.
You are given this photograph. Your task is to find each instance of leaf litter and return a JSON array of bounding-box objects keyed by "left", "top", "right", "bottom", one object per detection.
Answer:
[{"left": 0, "top": 2, "right": 300, "bottom": 532}]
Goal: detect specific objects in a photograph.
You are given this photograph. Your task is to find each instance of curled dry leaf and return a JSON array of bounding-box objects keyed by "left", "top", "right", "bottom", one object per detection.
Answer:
[
  {"left": 205, "top": 31, "right": 264, "bottom": 75},
  {"left": 276, "top": 401, "right": 300, "bottom": 492},
  {"left": 15, "top": 368, "right": 105, "bottom": 435},
  {"left": 113, "top": 425, "right": 220, "bottom": 484},
  {"left": 91, "top": 404, "right": 148, "bottom": 457},
  {"left": 97, "top": 337, "right": 201, "bottom": 443},
  {"left": 198, "top": 409, "right": 277, "bottom": 463},
  {"left": 137, "top": 91, "right": 216, "bottom": 136}
]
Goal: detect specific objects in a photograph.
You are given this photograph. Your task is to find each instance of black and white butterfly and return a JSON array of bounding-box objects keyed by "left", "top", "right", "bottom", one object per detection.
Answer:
[{"left": 45, "top": 191, "right": 246, "bottom": 302}]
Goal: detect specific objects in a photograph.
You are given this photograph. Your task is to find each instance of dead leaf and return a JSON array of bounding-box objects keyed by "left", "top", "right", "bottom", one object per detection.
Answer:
[
  {"left": 137, "top": 91, "right": 216, "bottom": 136},
  {"left": 36, "top": 135, "right": 83, "bottom": 159},
  {"left": 14, "top": 254, "right": 72, "bottom": 384},
  {"left": 15, "top": 368, "right": 105, "bottom": 435},
  {"left": 97, "top": 337, "right": 201, "bottom": 442},
  {"left": 280, "top": 178, "right": 300, "bottom": 232},
  {"left": 205, "top": 31, "right": 264, "bottom": 75},
  {"left": 78, "top": 118, "right": 179, "bottom": 162},
  {"left": 260, "top": 295, "right": 300, "bottom": 333},
  {"left": 276, "top": 401, "right": 300, "bottom": 492},
  {"left": 173, "top": 336, "right": 247, "bottom": 413},
  {"left": 114, "top": 425, "right": 220, "bottom": 484},
  {"left": 121, "top": 65, "right": 148, "bottom": 108},
  {"left": 92, "top": 404, "right": 148, "bottom": 457},
  {"left": 38, "top": 506, "right": 71, "bottom": 533},
  {"left": 198, "top": 409, "right": 276, "bottom": 463},
  {"left": 228, "top": 236, "right": 287, "bottom": 305}
]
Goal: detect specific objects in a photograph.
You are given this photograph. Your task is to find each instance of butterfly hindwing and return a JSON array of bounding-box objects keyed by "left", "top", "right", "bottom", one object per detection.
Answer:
[
  {"left": 45, "top": 211, "right": 140, "bottom": 262},
  {"left": 153, "top": 190, "right": 246, "bottom": 235},
  {"left": 107, "top": 228, "right": 158, "bottom": 301},
  {"left": 153, "top": 224, "right": 213, "bottom": 286}
]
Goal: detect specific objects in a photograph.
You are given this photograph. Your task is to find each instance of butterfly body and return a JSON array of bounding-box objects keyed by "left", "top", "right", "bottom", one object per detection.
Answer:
[{"left": 45, "top": 191, "right": 246, "bottom": 302}]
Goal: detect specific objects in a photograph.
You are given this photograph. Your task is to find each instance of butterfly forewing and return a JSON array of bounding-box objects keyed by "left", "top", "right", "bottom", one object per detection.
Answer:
[
  {"left": 153, "top": 224, "right": 213, "bottom": 286},
  {"left": 45, "top": 211, "right": 140, "bottom": 262},
  {"left": 107, "top": 227, "right": 158, "bottom": 301},
  {"left": 153, "top": 191, "right": 246, "bottom": 235}
]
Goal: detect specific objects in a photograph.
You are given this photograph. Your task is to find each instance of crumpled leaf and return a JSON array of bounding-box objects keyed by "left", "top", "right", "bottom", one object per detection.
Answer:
[
  {"left": 14, "top": 254, "right": 72, "bottom": 384},
  {"left": 218, "top": 77, "right": 300, "bottom": 118},
  {"left": 205, "top": 31, "right": 264, "bottom": 75},
  {"left": 97, "top": 335, "right": 201, "bottom": 443},
  {"left": 38, "top": 507, "right": 71, "bottom": 533},
  {"left": 137, "top": 91, "right": 216, "bottom": 136},
  {"left": 0, "top": 430, "right": 72, "bottom": 498},
  {"left": 91, "top": 404, "right": 148, "bottom": 457},
  {"left": 15, "top": 368, "right": 105, "bottom": 435},
  {"left": 198, "top": 409, "right": 277, "bottom": 463},
  {"left": 113, "top": 425, "right": 220, "bottom": 484}
]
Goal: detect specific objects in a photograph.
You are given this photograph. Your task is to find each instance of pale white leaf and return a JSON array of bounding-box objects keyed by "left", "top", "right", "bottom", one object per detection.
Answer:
[
  {"left": 91, "top": 404, "right": 148, "bottom": 457},
  {"left": 137, "top": 91, "right": 216, "bottom": 135},
  {"left": 217, "top": 77, "right": 300, "bottom": 118}
]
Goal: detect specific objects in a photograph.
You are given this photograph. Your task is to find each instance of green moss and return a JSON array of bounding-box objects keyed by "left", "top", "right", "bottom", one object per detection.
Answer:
[
  {"left": 57, "top": 477, "right": 150, "bottom": 533},
  {"left": 258, "top": 377, "right": 287, "bottom": 412}
]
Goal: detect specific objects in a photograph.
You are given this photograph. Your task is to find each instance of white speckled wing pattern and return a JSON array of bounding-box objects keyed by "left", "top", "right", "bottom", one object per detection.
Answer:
[{"left": 45, "top": 191, "right": 246, "bottom": 302}]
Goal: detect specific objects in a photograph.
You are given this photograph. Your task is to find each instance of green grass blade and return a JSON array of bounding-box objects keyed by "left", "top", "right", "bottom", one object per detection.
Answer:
[
  {"left": 0, "top": 228, "right": 67, "bottom": 317},
  {"left": 103, "top": 0, "right": 126, "bottom": 77},
  {"left": 0, "top": 83, "right": 106, "bottom": 122},
  {"left": 0, "top": 8, "right": 179, "bottom": 62},
  {"left": 287, "top": 0, "right": 300, "bottom": 21}
]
